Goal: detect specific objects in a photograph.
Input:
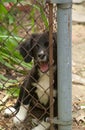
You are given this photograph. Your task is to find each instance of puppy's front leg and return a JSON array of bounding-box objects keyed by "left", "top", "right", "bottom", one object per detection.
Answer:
[
  {"left": 13, "top": 104, "right": 29, "bottom": 124},
  {"left": 13, "top": 83, "right": 32, "bottom": 124}
]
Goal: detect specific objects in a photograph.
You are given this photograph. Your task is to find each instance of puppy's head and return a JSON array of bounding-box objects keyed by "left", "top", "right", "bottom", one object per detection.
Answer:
[{"left": 19, "top": 32, "right": 57, "bottom": 73}]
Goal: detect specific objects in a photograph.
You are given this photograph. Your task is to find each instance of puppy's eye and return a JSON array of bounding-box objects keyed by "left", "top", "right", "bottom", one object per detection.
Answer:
[{"left": 44, "top": 42, "right": 49, "bottom": 47}]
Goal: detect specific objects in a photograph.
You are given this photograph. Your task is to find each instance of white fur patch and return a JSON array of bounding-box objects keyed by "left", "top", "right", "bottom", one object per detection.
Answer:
[
  {"left": 32, "top": 121, "right": 50, "bottom": 130},
  {"left": 33, "top": 71, "right": 57, "bottom": 105},
  {"left": 13, "top": 104, "right": 29, "bottom": 124},
  {"left": 4, "top": 107, "right": 16, "bottom": 117},
  {"left": 33, "top": 72, "right": 50, "bottom": 105}
]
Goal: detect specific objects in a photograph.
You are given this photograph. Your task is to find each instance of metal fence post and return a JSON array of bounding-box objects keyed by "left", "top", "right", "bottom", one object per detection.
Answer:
[
  {"left": 57, "top": 2, "right": 72, "bottom": 130},
  {"left": 22, "top": 0, "right": 72, "bottom": 129},
  {"left": 46, "top": 0, "right": 72, "bottom": 130}
]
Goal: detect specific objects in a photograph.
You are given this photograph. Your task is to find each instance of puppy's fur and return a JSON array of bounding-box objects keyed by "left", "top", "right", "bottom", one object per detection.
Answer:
[{"left": 4, "top": 32, "right": 57, "bottom": 130}]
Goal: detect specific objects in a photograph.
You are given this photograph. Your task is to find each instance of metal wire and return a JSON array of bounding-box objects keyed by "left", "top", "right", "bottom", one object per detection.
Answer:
[{"left": 0, "top": 1, "right": 57, "bottom": 130}]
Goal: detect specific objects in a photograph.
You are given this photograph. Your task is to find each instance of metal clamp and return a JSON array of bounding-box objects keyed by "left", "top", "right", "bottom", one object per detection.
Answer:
[
  {"left": 46, "top": 0, "right": 72, "bottom": 4},
  {"left": 46, "top": 117, "right": 73, "bottom": 126},
  {"left": 57, "top": 3, "right": 72, "bottom": 9},
  {"left": 46, "top": 0, "right": 72, "bottom": 9}
]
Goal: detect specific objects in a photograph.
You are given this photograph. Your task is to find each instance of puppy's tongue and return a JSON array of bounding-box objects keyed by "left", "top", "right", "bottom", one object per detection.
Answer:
[{"left": 40, "top": 62, "right": 49, "bottom": 73}]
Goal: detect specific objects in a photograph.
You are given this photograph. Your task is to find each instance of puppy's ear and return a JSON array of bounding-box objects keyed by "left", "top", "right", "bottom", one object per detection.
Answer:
[{"left": 19, "top": 38, "right": 33, "bottom": 63}]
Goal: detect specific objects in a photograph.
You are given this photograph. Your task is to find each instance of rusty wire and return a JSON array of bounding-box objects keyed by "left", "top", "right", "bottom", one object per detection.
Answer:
[
  {"left": 48, "top": 3, "right": 54, "bottom": 130},
  {"left": 0, "top": 1, "right": 57, "bottom": 130}
]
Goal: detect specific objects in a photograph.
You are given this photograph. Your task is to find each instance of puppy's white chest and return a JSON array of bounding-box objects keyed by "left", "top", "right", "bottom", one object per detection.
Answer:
[
  {"left": 37, "top": 74, "right": 49, "bottom": 92},
  {"left": 34, "top": 73, "right": 50, "bottom": 105}
]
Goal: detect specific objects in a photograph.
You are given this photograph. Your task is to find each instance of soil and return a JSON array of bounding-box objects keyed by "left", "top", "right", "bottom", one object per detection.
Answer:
[{"left": 72, "top": 24, "right": 85, "bottom": 130}]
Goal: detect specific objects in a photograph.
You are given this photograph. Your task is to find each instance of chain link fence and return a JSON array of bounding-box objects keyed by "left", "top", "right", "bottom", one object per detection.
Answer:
[{"left": 0, "top": 1, "right": 57, "bottom": 130}]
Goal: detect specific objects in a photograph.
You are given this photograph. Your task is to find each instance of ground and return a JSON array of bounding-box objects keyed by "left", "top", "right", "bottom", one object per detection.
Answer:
[
  {"left": 72, "top": 2, "right": 85, "bottom": 129},
  {"left": 72, "top": 24, "right": 85, "bottom": 130}
]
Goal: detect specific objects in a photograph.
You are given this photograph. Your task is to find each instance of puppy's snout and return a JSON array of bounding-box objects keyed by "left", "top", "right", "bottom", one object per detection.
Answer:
[
  {"left": 38, "top": 50, "right": 46, "bottom": 59},
  {"left": 38, "top": 53, "right": 45, "bottom": 59}
]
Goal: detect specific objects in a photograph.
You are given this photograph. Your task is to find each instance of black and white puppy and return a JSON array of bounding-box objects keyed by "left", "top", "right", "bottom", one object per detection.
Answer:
[{"left": 4, "top": 32, "right": 57, "bottom": 130}]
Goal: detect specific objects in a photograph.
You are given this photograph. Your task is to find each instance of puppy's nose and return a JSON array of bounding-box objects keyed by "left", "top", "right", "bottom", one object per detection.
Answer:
[{"left": 38, "top": 52, "right": 45, "bottom": 59}]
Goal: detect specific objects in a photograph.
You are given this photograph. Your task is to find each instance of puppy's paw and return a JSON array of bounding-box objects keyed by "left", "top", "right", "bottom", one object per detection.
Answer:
[
  {"left": 13, "top": 112, "right": 26, "bottom": 124},
  {"left": 13, "top": 104, "right": 29, "bottom": 124},
  {"left": 32, "top": 125, "right": 45, "bottom": 130},
  {"left": 32, "top": 121, "right": 50, "bottom": 130},
  {"left": 4, "top": 107, "right": 16, "bottom": 118}
]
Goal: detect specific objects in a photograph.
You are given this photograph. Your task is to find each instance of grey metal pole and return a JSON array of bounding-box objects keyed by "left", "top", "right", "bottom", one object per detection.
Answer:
[{"left": 57, "top": 2, "right": 72, "bottom": 130}]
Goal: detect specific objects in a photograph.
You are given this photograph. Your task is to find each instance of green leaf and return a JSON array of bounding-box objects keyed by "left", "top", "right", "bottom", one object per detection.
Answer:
[
  {"left": 0, "top": 4, "right": 8, "bottom": 21},
  {"left": 4, "top": 62, "right": 14, "bottom": 69},
  {"left": 0, "top": 35, "right": 23, "bottom": 41},
  {"left": 2, "top": 0, "right": 18, "bottom": 3},
  {"left": 31, "top": 4, "right": 49, "bottom": 28},
  {"left": 0, "top": 48, "right": 32, "bottom": 70},
  {"left": 0, "top": 4, "right": 8, "bottom": 14},
  {"left": 4, "top": 38, "right": 18, "bottom": 52},
  {"left": 1, "top": 0, "right": 23, "bottom": 3},
  {"left": 0, "top": 74, "right": 8, "bottom": 81},
  {"left": 7, "top": 14, "right": 15, "bottom": 24},
  {"left": 8, "top": 79, "right": 17, "bottom": 83},
  {"left": 0, "top": 83, "right": 4, "bottom": 89},
  {"left": 40, "top": 8, "right": 49, "bottom": 28},
  {"left": 6, "top": 87, "right": 19, "bottom": 97},
  {"left": 0, "top": 74, "right": 17, "bottom": 83}
]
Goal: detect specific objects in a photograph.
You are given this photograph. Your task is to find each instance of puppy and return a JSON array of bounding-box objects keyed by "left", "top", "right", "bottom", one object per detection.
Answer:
[{"left": 4, "top": 32, "right": 57, "bottom": 130}]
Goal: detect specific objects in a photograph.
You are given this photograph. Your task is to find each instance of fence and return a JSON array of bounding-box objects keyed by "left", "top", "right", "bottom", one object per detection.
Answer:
[{"left": 0, "top": 0, "right": 72, "bottom": 130}]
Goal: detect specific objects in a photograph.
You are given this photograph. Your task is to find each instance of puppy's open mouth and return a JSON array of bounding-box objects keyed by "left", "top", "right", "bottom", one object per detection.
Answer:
[{"left": 39, "top": 62, "right": 49, "bottom": 73}]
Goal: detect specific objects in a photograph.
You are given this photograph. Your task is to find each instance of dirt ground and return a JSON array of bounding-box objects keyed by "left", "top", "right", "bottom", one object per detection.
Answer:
[{"left": 72, "top": 24, "right": 85, "bottom": 130}]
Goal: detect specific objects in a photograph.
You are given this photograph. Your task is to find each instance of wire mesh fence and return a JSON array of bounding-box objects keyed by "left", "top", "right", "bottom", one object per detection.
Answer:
[{"left": 0, "top": 1, "right": 57, "bottom": 130}]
